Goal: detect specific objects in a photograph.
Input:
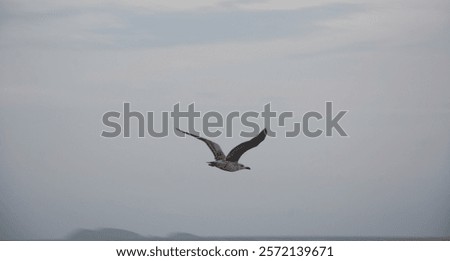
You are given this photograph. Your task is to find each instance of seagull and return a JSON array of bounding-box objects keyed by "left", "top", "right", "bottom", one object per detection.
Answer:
[{"left": 176, "top": 128, "right": 267, "bottom": 172}]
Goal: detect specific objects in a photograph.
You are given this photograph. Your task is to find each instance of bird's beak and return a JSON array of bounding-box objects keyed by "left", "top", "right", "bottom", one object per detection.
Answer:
[{"left": 245, "top": 167, "right": 251, "bottom": 170}]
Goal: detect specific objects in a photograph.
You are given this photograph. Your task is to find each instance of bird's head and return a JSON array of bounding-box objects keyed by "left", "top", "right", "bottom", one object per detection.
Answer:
[{"left": 239, "top": 164, "right": 251, "bottom": 170}]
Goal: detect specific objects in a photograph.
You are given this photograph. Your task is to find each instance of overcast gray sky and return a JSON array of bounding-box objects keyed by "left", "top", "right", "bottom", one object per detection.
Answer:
[{"left": 1, "top": 0, "right": 449, "bottom": 240}]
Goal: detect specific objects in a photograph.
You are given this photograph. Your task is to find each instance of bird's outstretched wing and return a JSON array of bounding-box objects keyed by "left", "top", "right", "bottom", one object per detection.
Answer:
[
  {"left": 176, "top": 128, "right": 226, "bottom": 161},
  {"left": 226, "top": 128, "right": 267, "bottom": 162}
]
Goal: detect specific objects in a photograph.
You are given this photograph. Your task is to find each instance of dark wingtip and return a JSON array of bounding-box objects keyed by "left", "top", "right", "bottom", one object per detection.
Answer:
[
  {"left": 175, "top": 128, "right": 183, "bottom": 135},
  {"left": 260, "top": 128, "right": 268, "bottom": 138},
  {"left": 175, "top": 128, "right": 188, "bottom": 137}
]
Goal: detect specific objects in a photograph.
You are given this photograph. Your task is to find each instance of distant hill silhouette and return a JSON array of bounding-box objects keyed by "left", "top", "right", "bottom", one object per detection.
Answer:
[
  {"left": 64, "top": 228, "right": 450, "bottom": 241},
  {"left": 67, "top": 228, "right": 162, "bottom": 241}
]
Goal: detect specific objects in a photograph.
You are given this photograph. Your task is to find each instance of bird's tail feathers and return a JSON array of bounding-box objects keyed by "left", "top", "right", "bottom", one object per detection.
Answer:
[{"left": 207, "top": 161, "right": 217, "bottom": 167}]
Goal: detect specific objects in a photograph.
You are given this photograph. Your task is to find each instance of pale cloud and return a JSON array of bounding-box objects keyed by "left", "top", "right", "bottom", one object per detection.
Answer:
[
  {"left": 1, "top": 0, "right": 223, "bottom": 13},
  {"left": 1, "top": 0, "right": 449, "bottom": 108},
  {"left": 229, "top": 0, "right": 355, "bottom": 11},
  {"left": 1, "top": 0, "right": 338, "bottom": 12},
  {"left": 320, "top": 1, "right": 450, "bottom": 47},
  {"left": 2, "top": 0, "right": 447, "bottom": 54},
  {"left": 1, "top": 3, "right": 354, "bottom": 49}
]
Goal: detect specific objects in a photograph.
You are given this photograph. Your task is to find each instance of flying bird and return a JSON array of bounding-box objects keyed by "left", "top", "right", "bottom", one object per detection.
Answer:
[{"left": 176, "top": 128, "right": 267, "bottom": 172}]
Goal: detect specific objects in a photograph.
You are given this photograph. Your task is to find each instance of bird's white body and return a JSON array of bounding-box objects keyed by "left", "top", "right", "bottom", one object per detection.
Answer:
[{"left": 207, "top": 160, "right": 249, "bottom": 172}]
